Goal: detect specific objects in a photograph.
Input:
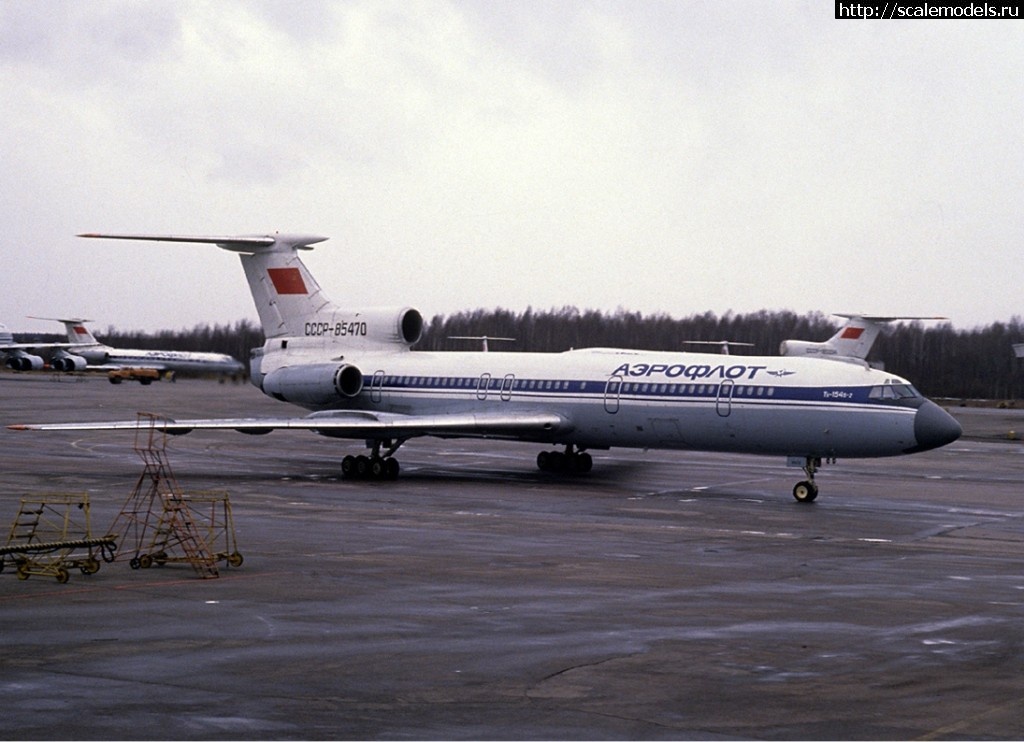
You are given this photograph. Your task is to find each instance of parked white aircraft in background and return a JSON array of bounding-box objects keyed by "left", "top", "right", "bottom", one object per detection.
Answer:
[
  {"left": 1, "top": 317, "right": 244, "bottom": 378},
  {"left": 448, "top": 336, "right": 516, "bottom": 352},
  {"left": 1, "top": 323, "right": 62, "bottom": 371},
  {"left": 684, "top": 340, "right": 756, "bottom": 356},
  {"left": 9, "top": 232, "right": 962, "bottom": 502},
  {"left": 780, "top": 314, "right": 947, "bottom": 363}
]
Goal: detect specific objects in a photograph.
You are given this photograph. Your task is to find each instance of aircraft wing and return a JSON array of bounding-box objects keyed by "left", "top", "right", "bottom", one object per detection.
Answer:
[
  {"left": 0, "top": 341, "right": 75, "bottom": 350},
  {"left": 8, "top": 409, "right": 570, "bottom": 440}
]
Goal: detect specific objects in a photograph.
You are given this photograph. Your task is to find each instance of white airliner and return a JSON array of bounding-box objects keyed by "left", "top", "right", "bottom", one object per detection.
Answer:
[
  {"left": 8, "top": 233, "right": 962, "bottom": 502},
  {"left": 1, "top": 317, "right": 244, "bottom": 378}
]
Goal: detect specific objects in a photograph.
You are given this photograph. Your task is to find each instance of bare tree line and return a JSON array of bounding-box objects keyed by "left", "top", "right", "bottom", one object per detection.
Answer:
[
  {"left": 18, "top": 310, "right": 1024, "bottom": 399},
  {"left": 423, "top": 308, "right": 1024, "bottom": 400}
]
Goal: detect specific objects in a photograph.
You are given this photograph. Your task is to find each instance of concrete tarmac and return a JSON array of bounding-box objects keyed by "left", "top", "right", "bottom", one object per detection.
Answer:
[{"left": 1, "top": 373, "right": 1023, "bottom": 740}]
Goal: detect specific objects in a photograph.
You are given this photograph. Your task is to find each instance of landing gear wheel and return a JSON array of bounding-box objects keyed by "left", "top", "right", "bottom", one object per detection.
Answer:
[
  {"left": 791, "top": 456, "right": 824, "bottom": 503},
  {"left": 793, "top": 481, "right": 819, "bottom": 503},
  {"left": 227, "top": 552, "right": 244, "bottom": 568},
  {"left": 370, "top": 457, "right": 387, "bottom": 479},
  {"left": 342, "top": 451, "right": 402, "bottom": 481},
  {"left": 537, "top": 447, "right": 592, "bottom": 474}
]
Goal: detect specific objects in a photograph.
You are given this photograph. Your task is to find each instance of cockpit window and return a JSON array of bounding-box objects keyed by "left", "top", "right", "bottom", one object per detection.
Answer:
[{"left": 869, "top": 383, "right": 920, "bottom": 400}]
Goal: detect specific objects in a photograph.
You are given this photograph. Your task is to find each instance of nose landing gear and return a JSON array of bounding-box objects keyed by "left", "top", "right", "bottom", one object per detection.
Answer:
[{"left": 792, "top": 456, "right": 830, "bottom": 503}]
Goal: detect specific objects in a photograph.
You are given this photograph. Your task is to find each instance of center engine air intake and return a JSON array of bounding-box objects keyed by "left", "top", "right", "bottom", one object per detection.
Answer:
[
  {"left": 262, "top": 363, "right": 363, "bottom": 406},
  {"left": 399, "top": 307, "right": 424, "bottom": 346}
]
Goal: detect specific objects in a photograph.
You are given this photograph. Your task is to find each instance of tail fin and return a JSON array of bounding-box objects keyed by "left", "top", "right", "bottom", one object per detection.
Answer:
[
  {"left": 27, "top": 316, "right": 99, "bottom": 345},
  {"left": 80, "top": 233, "right": 329, "bottom": 338},
  {"left": 77, "top": 233, "right": 423, "bottom": 347},
  {"left": 235, "top": 237, "right": 336, "bottom": 339},
  {"left": 780, "top": 314, "right": 946, "bottom": 362}
]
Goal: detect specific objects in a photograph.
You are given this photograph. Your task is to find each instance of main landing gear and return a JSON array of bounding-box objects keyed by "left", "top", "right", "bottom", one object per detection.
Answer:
[
  {"left": 342, "top": 439, "right": 403, "bottom": 481},
  {"left": 536, "top": 445, "right": 593, "bottom": 474},
  {"left": 792, "top": 456, "right": 831, "bottom": 503}
]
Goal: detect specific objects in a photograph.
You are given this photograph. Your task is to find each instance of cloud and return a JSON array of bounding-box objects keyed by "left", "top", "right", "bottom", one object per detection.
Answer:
[{"left": 1, "top": 1, "right": 1022, "bottom": 334}]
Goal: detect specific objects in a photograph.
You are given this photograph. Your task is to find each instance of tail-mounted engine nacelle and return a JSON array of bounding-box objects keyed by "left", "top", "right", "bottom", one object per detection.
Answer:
[
  {"left": 51, "top": 351, "right": 89, "bottom": 372},
  {"left": 262, "top": 363, "right": 363, "bottom": 406},
  {"left": 5, "top": 353, "right": 45, "bottom": 371},
  {"left": 311, "top": 307, "right": 424, "bottom": 348},
  {"left": 779, "top": 340, "right": 836, "bottom": 357}
]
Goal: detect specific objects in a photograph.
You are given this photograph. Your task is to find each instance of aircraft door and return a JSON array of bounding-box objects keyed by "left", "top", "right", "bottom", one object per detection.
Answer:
[
  {"left": 477, "top": 373, "right": 492, "bottom": 400},
  {"left": 500, "top": 374, "right": 515, "bottom": 401},
  {"left": 604, "top": 375, "right": 622, "bottom": 414},
  {"left": 371, "top": 370, "right": 385, "bottom": 403},
  {"left": 716, "top": 380, "right": 734, "bottom": 417}
]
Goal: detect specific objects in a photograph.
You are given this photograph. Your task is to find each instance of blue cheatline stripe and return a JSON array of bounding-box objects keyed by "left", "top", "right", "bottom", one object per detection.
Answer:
[{"left": 365, "top": 375, "right": 903, "bottom": 407}]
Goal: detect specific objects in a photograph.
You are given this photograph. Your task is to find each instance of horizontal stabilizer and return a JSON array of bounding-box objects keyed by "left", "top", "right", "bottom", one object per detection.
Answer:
[
  {"left": 832, "top": 313, "right": 948, "bottom": 323},
  {"left": 78, "top": 233, "right": 328, "bottom": 253}
]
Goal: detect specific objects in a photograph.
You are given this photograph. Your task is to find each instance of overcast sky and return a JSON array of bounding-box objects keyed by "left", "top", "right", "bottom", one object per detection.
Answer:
[{"left": 2, "top": 1, "right": 1021, "bottom": 336}]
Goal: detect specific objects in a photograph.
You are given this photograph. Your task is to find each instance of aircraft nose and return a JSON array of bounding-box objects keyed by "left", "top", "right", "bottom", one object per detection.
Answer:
[{"left": 907, "top": 400, "right": 962, "bottom": 453}]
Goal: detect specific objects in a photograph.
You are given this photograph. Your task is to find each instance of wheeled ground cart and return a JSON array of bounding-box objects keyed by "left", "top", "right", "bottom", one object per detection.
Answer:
[{"left": 1, "top": 494, "right": 116, "bottom": 583}]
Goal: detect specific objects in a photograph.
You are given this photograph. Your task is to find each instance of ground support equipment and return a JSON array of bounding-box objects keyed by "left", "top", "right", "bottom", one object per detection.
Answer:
[
  {"left": 108, "top": 413, "right": 219, "bottom": 579},
  {"left": 1, "top": 494, "right": 116, "bottom": 583},
  {"left": 142, "top": 490, "right": 243, "bottom": 570}
]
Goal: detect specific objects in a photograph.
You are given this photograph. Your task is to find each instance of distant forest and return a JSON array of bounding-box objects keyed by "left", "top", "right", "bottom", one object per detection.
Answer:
[{"left": 17, "top": 309, "right": 1024, "bottom": 400}]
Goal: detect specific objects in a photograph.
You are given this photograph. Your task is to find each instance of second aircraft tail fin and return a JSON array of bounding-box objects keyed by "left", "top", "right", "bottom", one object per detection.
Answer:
[
  {"left": 780, "top": 314, "right": 946, "bottom": 362},
  {"left": 28, "top": 316, "right": 100, "bottom": 345}
]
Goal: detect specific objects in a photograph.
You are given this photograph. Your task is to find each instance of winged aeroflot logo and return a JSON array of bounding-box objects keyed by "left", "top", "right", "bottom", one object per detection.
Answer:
[{"left": 767, "top": 369, "right": 796, "bottom": 377}]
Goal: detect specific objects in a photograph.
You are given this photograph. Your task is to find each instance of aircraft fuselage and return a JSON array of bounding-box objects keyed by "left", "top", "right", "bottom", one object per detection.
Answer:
[
  {"left": 252, "top": 345, "right": 956, "bottom": 460},
  {"left": 78, "top": 345, "right": 244, "bottom": 375}
]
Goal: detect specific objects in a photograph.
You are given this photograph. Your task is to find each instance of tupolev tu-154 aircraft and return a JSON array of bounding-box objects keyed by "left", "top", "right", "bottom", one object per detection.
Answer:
[{"left": 9, "top": 232, "right": 962, "bottom": 502}]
